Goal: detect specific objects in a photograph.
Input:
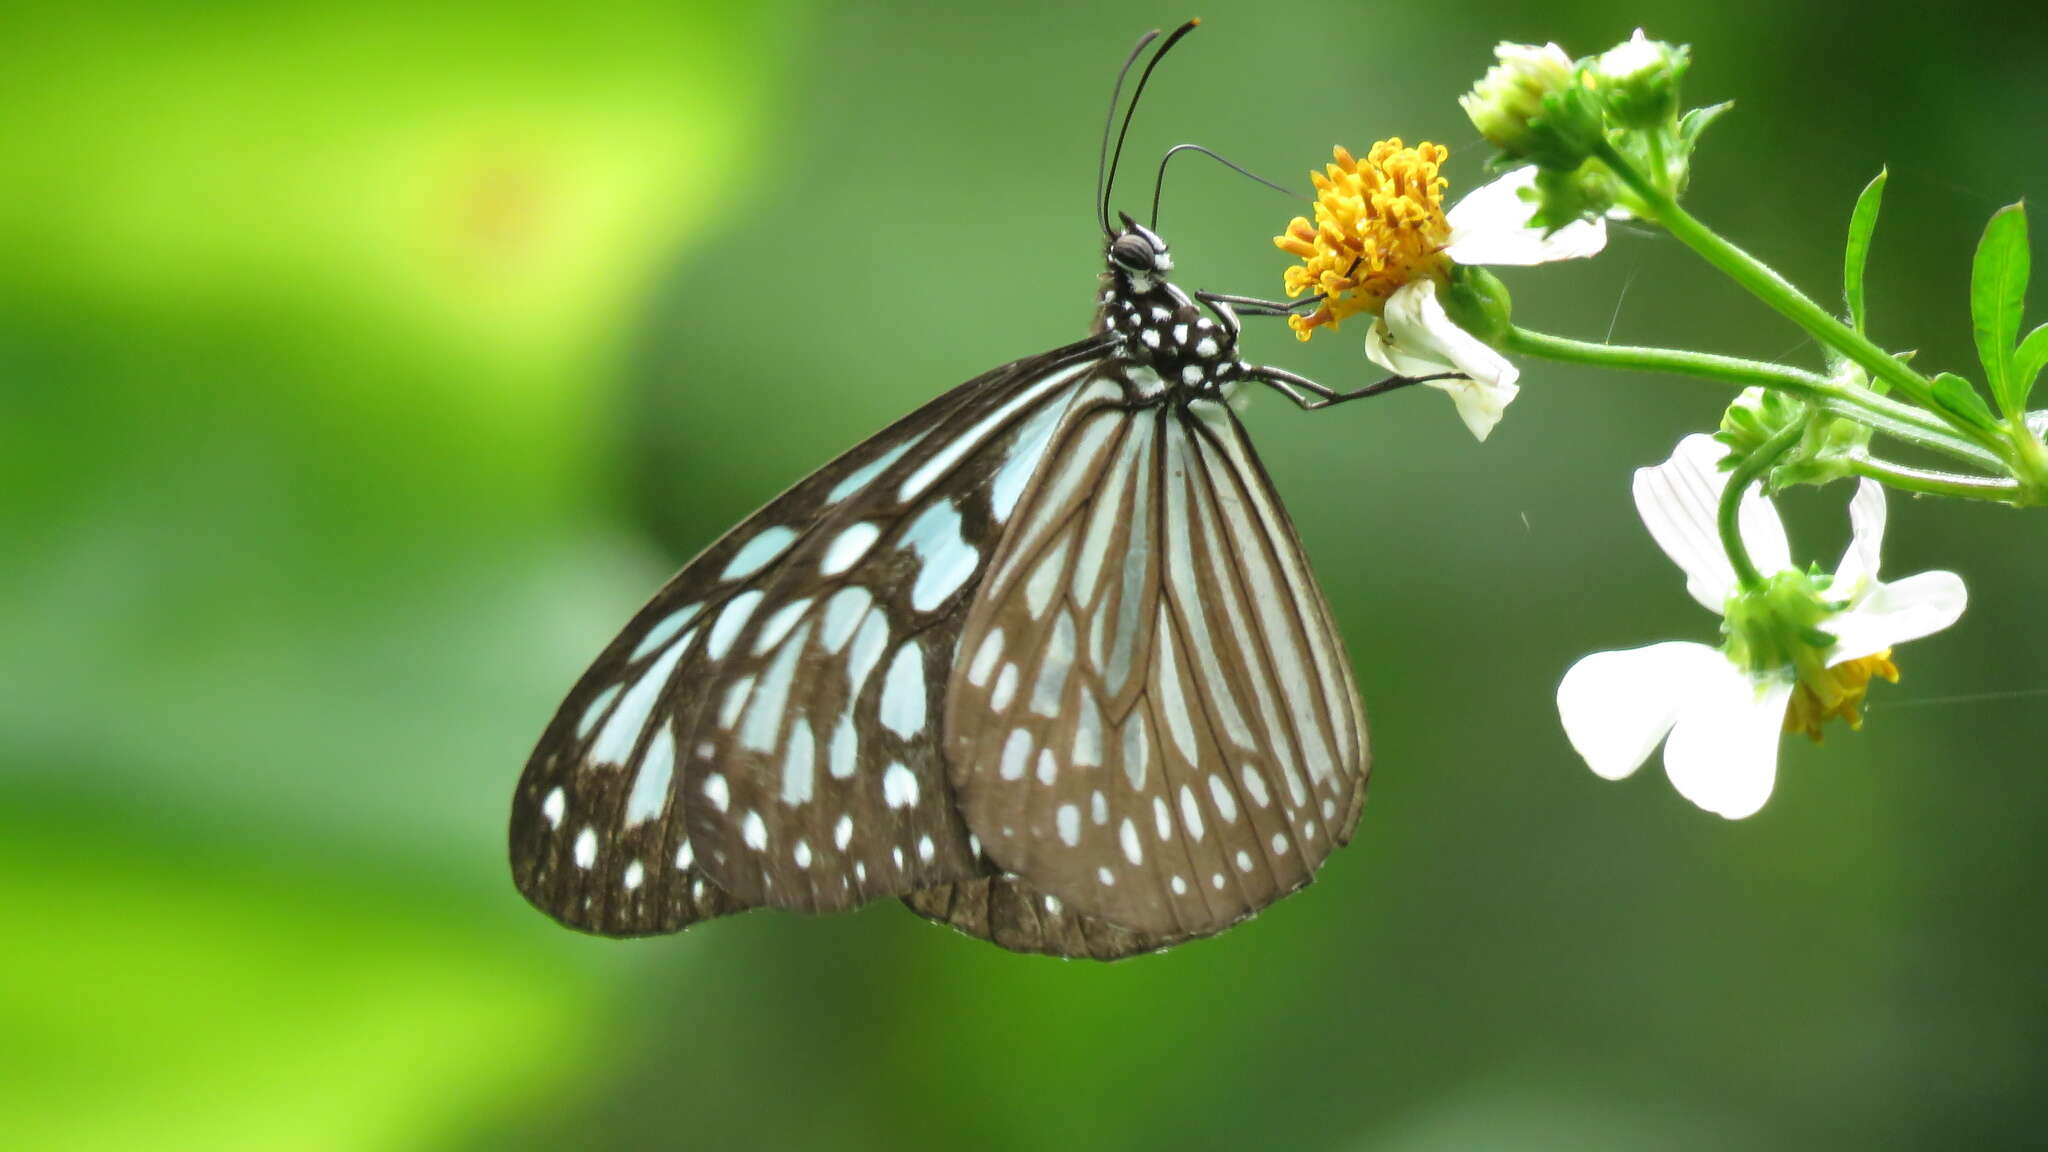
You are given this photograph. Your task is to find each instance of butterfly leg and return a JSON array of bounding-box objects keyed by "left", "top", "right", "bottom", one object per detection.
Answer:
[
  {"left": 1243, "top": 363, "right": 1448, "bottom": 411},
  {"left": 1196, "top": 291, "right": 1318, "bottom": 326}
]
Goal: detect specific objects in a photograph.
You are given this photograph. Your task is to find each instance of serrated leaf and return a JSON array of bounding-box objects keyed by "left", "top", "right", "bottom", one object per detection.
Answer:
[
  {"left": 1972, "top": 202, "right": 2030, "bottom": 418},
  {"left": 1678, "top": 100, "right": 1733, "bottom": 149},
  {"left": 2013, "top": 322, "right": 2048, "bottom": 414},
  {"left": 1843, "top": 169, "right": 1887, "bottom": 335},
  {"left": 1932, "top": 371, "right": 2001, "bottom": 432}
]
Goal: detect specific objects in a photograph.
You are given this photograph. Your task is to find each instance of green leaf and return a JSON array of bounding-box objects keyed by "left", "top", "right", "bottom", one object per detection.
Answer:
[
  {"left": 1843, "top": 169, "right": 1887, "bottom": 335},
  {"left": 1931, "top": 371, "right": 2001, "bottom": 432},
  {"left": 1971, "top": 202, "right": 2030, "bottom": 417},
  {"left": 1677, "top": 100, "right": 1733, "bottom": 150},
  {"left": 2014, "top": 322, "right": 2048, "bottom": 413}
]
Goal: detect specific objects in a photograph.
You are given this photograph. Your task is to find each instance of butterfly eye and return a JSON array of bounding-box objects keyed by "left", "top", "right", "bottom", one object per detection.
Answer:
[{"left": 1110, "top": 234, "right": 1157, "bottom": 272}]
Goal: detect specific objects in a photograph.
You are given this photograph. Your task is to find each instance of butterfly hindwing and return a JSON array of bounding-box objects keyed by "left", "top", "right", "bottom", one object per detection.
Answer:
[
  {"left": 509, "top": 338, "right": 1109, "bottom": 935},
  {"left": 943, "top": 376, "right": 1369, "bottom": 939}
]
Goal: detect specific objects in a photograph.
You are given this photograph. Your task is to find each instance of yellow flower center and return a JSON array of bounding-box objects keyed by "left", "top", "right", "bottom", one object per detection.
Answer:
[
  {"left": 1273, "top": 139, "right": 1453, "bottom": 341},
  {"left": 1783, "top": 650, "right": 1900, "bottom": 743}
]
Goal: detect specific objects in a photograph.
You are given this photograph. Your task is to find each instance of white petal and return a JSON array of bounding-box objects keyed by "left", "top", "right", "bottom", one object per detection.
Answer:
[
  {"left": 1631, "top": 434, "right": 1791, "bottom": 613},
  {"left": 1368, "top": 280, "right": 1520, "bottom": 441},
  {"left": 1825, "top": 570, "right": 1968, "bottom": 664},
  {"left": 1831, "top": 479, "right": 1888, "bottom": 598},
  {"left": 1443, "top": 166, "right": 1609, "bottom": 266},
  {"left": 1557, "top": 641, "right": 1729, "bottom": 781},
  {"left": 1663, "top": 670, "right": 1795, "bottom": 820}
]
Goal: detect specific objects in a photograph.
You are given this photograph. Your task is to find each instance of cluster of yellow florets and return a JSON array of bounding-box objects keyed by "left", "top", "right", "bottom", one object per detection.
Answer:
[
  {"left": 1273, "top": 139, "right": 1453, "bottom": 340},
  {"left": 1783, "top": 650, "right": 1900, "bottom": 742}
]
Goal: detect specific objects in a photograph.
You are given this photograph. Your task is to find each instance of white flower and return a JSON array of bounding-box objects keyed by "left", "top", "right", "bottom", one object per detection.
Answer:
[
  {"left": 1365, "top": 167, "right": 1607, "bottom": 440},
  {"left": 1555, "top": 434, "right": 1967, "bottom": 819}
]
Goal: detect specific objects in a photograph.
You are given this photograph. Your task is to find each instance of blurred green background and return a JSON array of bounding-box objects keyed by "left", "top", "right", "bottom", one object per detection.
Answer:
[{"left": 6, "top": 1, "right": 2044, "bottom": 1148}]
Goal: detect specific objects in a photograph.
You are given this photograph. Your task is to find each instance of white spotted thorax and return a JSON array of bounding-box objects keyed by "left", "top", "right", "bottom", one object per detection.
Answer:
[
  {"left": 1097, "top": 221, "right": 1248, "bottom": 407},
  {"left": 509, "top": 27, "right": 1382, "bottom": 961}
]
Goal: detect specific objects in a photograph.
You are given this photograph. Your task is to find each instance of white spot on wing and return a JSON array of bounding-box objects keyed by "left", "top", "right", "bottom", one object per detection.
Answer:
[
  {"left": 904, "top": 502, "right": 979, "bottom": 612},
  {"left": 1121, "top": 711, "right": 1150, "bottom": 790},
  {"left": 820, "top": 587, "right": 872, "bottom": 653},
  {"left": 742, "top": 623, "right": 813, "bottom": 751},
  {"left": 1000, "top": 729, "right": 1032, "bottom": 780},
  {"left": 1208, "top": 774, "right": 1238, "bottom": 824},
  {"left": 1241, "top": 764, "right": 1271, "bottom": 808},
  {"left": 542, "top": 787, "right": 566, "bottom": 829},
  {"left": 883, "top": 762, "right": 919, "bottom": 809},
  {"left": 703, "top": 773, "right": 730, "bottom": 813},
  {"left": 822, "top": 522, "right": 882, "bottom": 576},
  {"left": 968, "top": 627, "right": 1005, "bottom": 687},
  {"left": 630, "top": 603, "right": 701, "bottom": 661},
  {"left": 742, "top": 809, "right": 768, "bottom": 850},
  {"left": 828, "top": 431, "right": 929, "bottom": 503},
  {"left": 830, "top": 715, "right": 858, "bottom": 779},
  {"left": 720, "top": 526, "right": 797, "bottom": 581},
  {"left": 573, "top": 827, "right": 597, "bottom": 869},
  {"left": 1120, "top": 818, "right": 1144, "bottom": 865},
  {"left": 706, "top": 590, "right": 765, "bottom": 660},
  {"left": 623, "top": 860, "right": 644, "bottom": 890},
  {"left": 781, "top": 719, "right": 816, "bottom": 806},
  {"left": 752, "top": 598, "right": 812, "bottom": 655},
  {"left": 879, "top": 644, "right": 926, "bottom": 736},
  {"left": 1029, "top": 610, "right": 1076, "bottom": 717},
  {"left": 1056, "top": 804, "right": 1081, "bottom": 845},
  {"left": 624, "top": 727, "right": 675, "bottom": 827},
  {"left": 591, "top": 641, "right": 688, "bottom": 765}
]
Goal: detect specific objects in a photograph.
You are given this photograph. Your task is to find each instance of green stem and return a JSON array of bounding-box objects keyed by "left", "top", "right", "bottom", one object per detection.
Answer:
[
  {"left": 1502, "top": 325, "right": 2001, "bottom": 468},
  {"left": 1722, "top": 424, "right": 1802, "bottom": 591},
  {"left": 1593, "top": 138, "right": 2013, "bottom": 462},
  {"left": 1848, "top": 457, "right": 2025, "bottom": 503}
]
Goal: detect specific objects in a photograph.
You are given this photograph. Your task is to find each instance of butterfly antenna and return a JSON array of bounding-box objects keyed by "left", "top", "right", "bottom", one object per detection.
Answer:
[
  {"left": 1150, "top": 143, "right": 1305, "bottom": 230},
  {"left": 1100, "top": 18, "right": 1200, "bottom": 236},
  {"left": 1097, "top": 28, "right": 1163, "bottom": 237}
]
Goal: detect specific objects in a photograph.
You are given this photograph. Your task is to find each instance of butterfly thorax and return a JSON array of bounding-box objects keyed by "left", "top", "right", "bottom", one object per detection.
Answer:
[{"left": 1093, "top": 224, "right": 1246, "bottom": 406}]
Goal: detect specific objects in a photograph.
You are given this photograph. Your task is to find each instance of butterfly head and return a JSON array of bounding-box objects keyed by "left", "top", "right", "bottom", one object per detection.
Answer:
[{"left": 1107, "top": 213, "right": 1173, "bottom": 292}]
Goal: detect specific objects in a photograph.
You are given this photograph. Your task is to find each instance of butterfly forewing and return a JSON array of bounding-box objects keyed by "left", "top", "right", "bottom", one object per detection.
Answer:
[
  {"left": 510, "top": 338, "right": 1109, "bottom": 935},
  {"left": 943, "top": 381, "right": 1369, "bottom": 938}
]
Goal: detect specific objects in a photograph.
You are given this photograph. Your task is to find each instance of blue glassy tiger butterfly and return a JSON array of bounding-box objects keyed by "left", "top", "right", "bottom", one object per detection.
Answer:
[{"left": 509, "top": 21, "right": 1434, "bottom": 959}]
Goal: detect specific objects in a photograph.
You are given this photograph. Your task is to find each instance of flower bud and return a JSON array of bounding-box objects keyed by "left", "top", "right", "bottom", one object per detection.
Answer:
[
  {"left": 1460, "top": 43, "right": 1603, "bottom": 170},
  {"left": 1590, "top": 29, "right": 1688, "bottom": 130},
  {"left": 1440, "top": 265, "right": 1512, "bottom": 347}
]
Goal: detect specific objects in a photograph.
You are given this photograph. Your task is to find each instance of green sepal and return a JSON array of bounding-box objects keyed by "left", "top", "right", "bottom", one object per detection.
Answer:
[
  {"left": 1722, "top": 568, "right": 1840, "bottom": 680},
  {"left": 1971, "top": 202, "right": 2030, "bottom": 418},
  {"left": 1843, "top": 169, "right": 1887, "bottom": 336},
  {"left": 1677, "top": 100, "right": 1733, "bottom": 151},
  {"left": 1526, "top": 162, "right": 1617, "bottom": 233}
]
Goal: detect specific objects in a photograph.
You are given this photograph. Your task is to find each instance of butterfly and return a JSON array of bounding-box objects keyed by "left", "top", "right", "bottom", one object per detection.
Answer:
[{"left": 509, "top": 21, "right": 1433, "bottom": 960}]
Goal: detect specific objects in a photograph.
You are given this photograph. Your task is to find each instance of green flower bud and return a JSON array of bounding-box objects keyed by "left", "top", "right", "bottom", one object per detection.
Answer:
[
  {"left": 1440, "top": 265, "right": 1512, "bottom": 346},
  {"left": 1590, "top": 29, "right": 1688, "bottom": 130},
  {"left": 1461, "top": 42, "right": 1604, "bottom": 170}
]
